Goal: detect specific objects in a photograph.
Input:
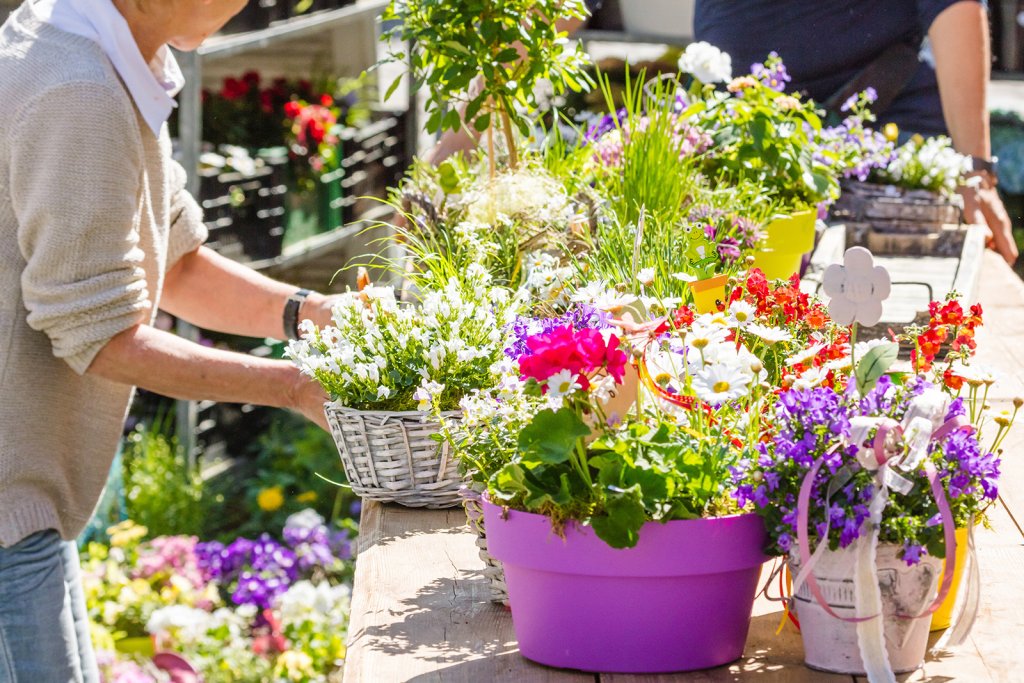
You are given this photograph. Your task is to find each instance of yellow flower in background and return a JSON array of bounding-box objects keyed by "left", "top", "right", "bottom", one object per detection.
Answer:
[
  {"left": 257, "top": 486, "right": 285, "bottom": 512},
  {"left": 108, "top": 520, "right": 148, "bottom": 548},
  {"left": 296, "top": 491, "right": 318, "bottom": 504},
  {"left": 275, "top": 650, "right": 315, "bottom": 681},
  {"left": 883, "top": 122, "right": 899, "bottom": 142},
  {"left": 910, "top": 133, "right": 924, "bottom": 146}
]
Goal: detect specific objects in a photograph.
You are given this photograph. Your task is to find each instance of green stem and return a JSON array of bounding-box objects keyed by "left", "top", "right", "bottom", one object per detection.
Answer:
[{"left": 849, "top": 323, "right": 858, "bottom": 389}]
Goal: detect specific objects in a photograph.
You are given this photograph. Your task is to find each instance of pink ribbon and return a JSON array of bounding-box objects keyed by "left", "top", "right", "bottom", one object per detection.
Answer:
[{"left": 795, "top": 414, "right": 972, "bottom": 622}]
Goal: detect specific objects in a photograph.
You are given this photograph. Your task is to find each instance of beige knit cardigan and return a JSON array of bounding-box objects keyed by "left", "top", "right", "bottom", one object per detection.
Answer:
[{"left": 0, "top": 3, "right": 208, "bottom": 546}]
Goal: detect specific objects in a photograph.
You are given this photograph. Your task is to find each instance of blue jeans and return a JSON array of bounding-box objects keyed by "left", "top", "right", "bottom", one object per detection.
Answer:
[{"left": 0, "top": 530, "right": 99, "bottom": 683}]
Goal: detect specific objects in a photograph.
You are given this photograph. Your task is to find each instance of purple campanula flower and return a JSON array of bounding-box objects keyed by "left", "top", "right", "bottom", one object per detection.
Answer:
[{"left": 902, "top": 543, "right": 923, "bottom": 565}]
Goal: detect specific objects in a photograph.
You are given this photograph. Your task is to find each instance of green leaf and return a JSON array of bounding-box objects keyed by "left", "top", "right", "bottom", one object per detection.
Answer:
[
  {"left": 518, "top": 408, "right": 590, "bottom": 464},
  {"left": 590, "top": 485, "right": 646, "bottom": 548},
  {"left": 855, "top": 342, "right": 899, "bottom": 395},
  {"left": 383, "top": 74, "right": 403, "bottom": 103},
  {"left": 473, "top": 112, "right": 491, "bottom": 132},
  {"left": 443, "top": 40, "right": 471, "bottom": 55},
  {"left": 751, "top": 118, "right": 767, "bottom": 151}
]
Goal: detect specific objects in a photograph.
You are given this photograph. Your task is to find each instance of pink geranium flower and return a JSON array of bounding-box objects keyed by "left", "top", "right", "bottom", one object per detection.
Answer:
[{"left": 518, "top": 326, "right": 627, "bottom": 391}]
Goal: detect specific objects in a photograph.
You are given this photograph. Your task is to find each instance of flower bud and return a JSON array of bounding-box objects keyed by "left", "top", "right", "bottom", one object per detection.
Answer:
[{"left": 1014, "top": 397, "right": 1023, "bottom": 409}]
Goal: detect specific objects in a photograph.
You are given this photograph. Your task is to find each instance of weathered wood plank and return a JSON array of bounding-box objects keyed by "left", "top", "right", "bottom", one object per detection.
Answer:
[{"left": 343, "top": 501, "right": 591, "bottom": 683}]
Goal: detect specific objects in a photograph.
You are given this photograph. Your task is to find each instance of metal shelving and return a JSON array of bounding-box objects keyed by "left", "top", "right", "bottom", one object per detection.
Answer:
[{"left": 172, "top": 1, "right": 404, "bottom": 460}]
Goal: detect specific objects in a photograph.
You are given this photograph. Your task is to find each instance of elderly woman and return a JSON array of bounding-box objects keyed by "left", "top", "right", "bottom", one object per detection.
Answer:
[{"left": 0, "top": 1, "right": 335, "bottom": 679}]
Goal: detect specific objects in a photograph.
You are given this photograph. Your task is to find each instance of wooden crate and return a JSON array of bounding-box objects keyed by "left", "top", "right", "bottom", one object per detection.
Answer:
[{"left": 829, "top": 181, "right": 963, "bottom": 233}]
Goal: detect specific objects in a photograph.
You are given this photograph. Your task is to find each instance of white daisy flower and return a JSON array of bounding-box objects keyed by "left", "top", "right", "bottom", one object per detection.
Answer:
[
  {"left": 692, "top": 363, "right": 751, "bottom": 404},
  {"left": 636, "top": 267, "right": 656, "bottom": 286},
  {"left": 786, "top": 343, "right": 826, "bottom": 366},
  {"left": 547, "top": 369, "right": 583, "bottom": 399},
  {"left": 744, "top": 323, "right": 793, "bottom": 345},
  {"left": 687, "top": 322, "right": 729, "bottom": 351},
  {"left": 791, "top": 366, "right": 829, "bottom": 391},
  {"left": 947, "top": 361, "right": 998, "bottom": 386},
  {"left": 727, "top": 300, "right": 756, "bottom": 326}
]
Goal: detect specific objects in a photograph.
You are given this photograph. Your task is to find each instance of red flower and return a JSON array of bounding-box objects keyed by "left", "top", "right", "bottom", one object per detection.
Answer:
[
  {"left": 220, "top": 77, "right": 249, "bottom": 100},
  {"left": 320, "top": 93, "right": 334, "bottom": 107},
  {"left": 806, "top": 308, "right": 827, "bottom": 329},
  {"left": 283, "top": 100, "right": 302, "bottom": 118},
  {"left": 746, "top": 268, "right": 769, "bottom": 301},
  {"left": 673, "top": 305, "right": 695, "bottom": 328},
  {"left": 930, "top": 300, "right": 964, "bottom": 326},
  {"left": 943, "top": 368, "right": 964, "bottom": 390},
  {"left": 251, "top": 609, "right": 287, "bottom": 655},
  {"left": 242, "top": 70, "right": 260, "bottom": 87}
]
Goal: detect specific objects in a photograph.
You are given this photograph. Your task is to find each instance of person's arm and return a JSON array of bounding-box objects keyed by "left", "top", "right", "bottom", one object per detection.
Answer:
[
  {"left": 930, "top": 1, "right": 1018, "bottom": 264},
  {"left": 161, "top": 245, "right": 335, "bottom": 338},
  {"left": 86, "top": 323, "right": 330, "bottom": 430}
]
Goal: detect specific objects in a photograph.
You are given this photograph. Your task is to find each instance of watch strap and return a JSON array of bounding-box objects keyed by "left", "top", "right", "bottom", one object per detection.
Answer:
[
  {"left": 283, "top": 288, "right": 312, "bottom": 340},
  {"left": 969, "top": 155, "right": 998, "bottom": 174}
]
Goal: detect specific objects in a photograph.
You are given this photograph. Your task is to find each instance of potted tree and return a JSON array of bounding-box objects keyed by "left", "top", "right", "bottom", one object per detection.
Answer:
[{"left": 380, "top": 0, "right": 592, "bottom": 177}]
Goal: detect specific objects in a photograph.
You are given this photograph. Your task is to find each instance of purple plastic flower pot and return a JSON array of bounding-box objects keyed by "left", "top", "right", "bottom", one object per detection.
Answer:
[{"left": 483, "top": 500, "right": 769, "bottom": 673}]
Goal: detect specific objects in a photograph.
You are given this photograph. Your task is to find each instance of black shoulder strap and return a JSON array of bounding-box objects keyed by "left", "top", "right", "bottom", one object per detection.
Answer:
[{"left": 822, "top": 41, "right": 921, "bottom": 118}]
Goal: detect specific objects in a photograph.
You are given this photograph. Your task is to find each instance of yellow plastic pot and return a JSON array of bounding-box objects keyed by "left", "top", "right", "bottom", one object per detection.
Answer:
[
  {"left": 751, "top": 248, "right": 804, "bottom": 281},
  {"left": 930, "top": 527, "right": 970, "bottom": 631},
  {"left": 764, "top": 209, "right": 817, "bottom": 253},
  {"left": 689, "top": 274, "right": 729, "bottom": 314}
]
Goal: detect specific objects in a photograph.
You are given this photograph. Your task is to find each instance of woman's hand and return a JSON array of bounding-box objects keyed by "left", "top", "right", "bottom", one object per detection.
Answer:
[{"left": 959, "top": 183, "right": 1018, "bottom": 266}]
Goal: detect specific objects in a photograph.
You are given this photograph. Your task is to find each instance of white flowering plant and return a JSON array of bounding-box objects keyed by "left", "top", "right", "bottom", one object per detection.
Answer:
[
  {"left": 873, "top": 134, "right": 970, "bottom": 197},
  {"left": 286, "top": 272, "right": 526, "bottom": 412},
  {"left": 394, "top": 156, "right": 594, "bottom": 306}
]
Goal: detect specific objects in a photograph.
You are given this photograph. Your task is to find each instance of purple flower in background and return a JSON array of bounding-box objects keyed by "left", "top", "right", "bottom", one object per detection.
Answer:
[
  {"left": 583, "top": 109, "right": 625, "bottom": 144},
  {"left": 750, "top": 52, "right": 791, "bottom": 92},
  {"left": 717, "top": 237, "right": 742, "bottom": 262}
]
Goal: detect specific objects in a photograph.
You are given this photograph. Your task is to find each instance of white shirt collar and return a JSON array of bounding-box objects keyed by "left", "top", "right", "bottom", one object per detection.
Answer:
[{"left": 33, "top": 0, "right": 184, "bottom": 136}]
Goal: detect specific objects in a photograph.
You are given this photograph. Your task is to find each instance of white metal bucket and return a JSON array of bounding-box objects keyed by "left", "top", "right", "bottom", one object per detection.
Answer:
[{"left": 788, "top": 543, "right": 941, "bottom": 675}]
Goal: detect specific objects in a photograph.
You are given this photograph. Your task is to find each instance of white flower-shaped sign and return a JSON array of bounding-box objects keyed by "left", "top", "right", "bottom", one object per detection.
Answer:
[{"left": 822, "top": 247, "right": 891, "bottom": 326}]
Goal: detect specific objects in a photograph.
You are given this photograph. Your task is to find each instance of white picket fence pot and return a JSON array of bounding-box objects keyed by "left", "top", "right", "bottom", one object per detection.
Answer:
[{"left": 788, "top": 542, "right": 942, "bottom": 675}]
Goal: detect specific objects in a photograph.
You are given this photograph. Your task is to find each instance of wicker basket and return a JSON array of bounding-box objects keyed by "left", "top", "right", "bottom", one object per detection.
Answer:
[
  {"left": 324, "top": 403, "right": 462, "bottom": 508},
  {"left": 461, "top": 489, "right": 509, "bottom": 605},
  {"left": 830, "top": 180, "right": 962, "bottom": 233}
]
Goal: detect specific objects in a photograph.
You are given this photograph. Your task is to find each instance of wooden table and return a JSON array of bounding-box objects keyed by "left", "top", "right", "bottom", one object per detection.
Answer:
[{"left": 343, "top": 251, "right": 1024, "bottom": 683}]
